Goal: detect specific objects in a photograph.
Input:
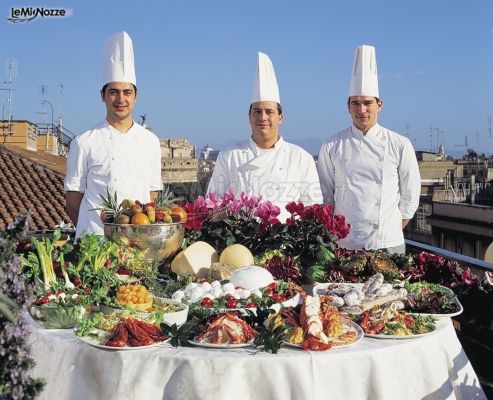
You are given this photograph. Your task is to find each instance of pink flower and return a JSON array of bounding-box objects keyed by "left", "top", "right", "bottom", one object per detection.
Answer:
[
  {"left": 228, "top": 200, "right": 243, "bottom": 213},
  {"left": 255, "top": 201, "right": 280, "bottom": 225},
  {"left": 205, "top": 192, "right": 222, "bottom": 210},
  {"left": 221, "top": 188, "right": 236, "bottom": 205}
]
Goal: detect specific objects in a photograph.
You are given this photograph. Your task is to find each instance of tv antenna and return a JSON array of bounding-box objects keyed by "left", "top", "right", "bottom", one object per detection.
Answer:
[
  {"left": 455, "top": 134, "right": 468, "bottom": 148},
  {"left": 1, "top": 58, "right": 17, "bottom": 135}
]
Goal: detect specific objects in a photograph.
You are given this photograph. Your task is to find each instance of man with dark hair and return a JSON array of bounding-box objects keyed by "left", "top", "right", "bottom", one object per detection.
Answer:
[
  {"left": 207, "top": 52, "right": 322, "bottom": 221},
  {"left": 317, "top": 45, "right": 420, "bottom": 253},
  {"left": 64, "top": 31, "right": 161, "bottom": 237}
]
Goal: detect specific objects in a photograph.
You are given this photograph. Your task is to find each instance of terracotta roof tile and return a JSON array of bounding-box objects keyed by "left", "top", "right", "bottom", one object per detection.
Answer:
[{"left": 0, "top": 145, "right": 71, "bottom": 231}]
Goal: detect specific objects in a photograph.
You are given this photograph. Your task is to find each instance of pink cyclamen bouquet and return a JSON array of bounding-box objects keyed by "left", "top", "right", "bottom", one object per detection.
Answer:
[{"left": 182, "top": 190, "right": 350, "bottom": 280}]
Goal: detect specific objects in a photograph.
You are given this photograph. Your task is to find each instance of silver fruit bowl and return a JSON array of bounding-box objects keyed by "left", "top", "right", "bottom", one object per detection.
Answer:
[{"left": 103, "top": 222, "right": 184, "bottom": 263}]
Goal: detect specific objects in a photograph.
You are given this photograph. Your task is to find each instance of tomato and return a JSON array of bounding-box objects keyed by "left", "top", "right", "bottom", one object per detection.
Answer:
[
  {"left": 104, "top": 258, "right": 112, "bottom": 267},
  {"left": 272, "top": 294, "right": 284, "bottom": 303},
  {"left": 56, "top": 289, "right": 65, "bottom": 295},
  {"left": 268, "top": 282, "right": 277, "bottom": 290},
  {"left": 225, "top": 294, "right": 235, "bottom": 300},
  {"left": 226, "top": 299, "right": 237, "bottom": 309},
  {"left": 73, "top": 278, "right": 82, "bottom": 286},
  {"left": 82, "top": 287, "right": 90, "bottom": 294},
  {"left": 36, "top": 296, "right": 50, "bottom": 305},
  {"left": 264, "top": 288, "right": 274, "bottom": 297},
  {"left": 245, "top": 302, "right": 256, "bottom": 308},
  {"left": 200, "top": 297, "right": 213, "bottom": 307}
]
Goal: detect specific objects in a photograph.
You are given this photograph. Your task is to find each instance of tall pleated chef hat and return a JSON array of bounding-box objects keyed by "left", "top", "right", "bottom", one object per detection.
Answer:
[
  {"left": 348, "top": 45, "right": 379, "bottom": 98},
  {"left": 251, "top": 52, "right": 280, "bottom": 103},
  {"left": 102, "top": 31, "right": 136, "bottom": 86}
]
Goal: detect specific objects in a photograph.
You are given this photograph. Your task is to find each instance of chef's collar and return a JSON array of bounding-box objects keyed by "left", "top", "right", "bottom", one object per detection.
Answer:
[
  {"left": 104, "top": 118, "right": 136, "bottom": 134},
  {"left": 248, "top": 135, "right": 284, "bottom": 155},
  {"left": 351, "top": 123, "right": 380, "bottom": 137}
]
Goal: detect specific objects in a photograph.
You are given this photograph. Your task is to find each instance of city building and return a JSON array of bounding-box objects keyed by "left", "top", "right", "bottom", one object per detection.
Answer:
[{"left": 161, "top": 138, "right": 198, "bottom": 183}]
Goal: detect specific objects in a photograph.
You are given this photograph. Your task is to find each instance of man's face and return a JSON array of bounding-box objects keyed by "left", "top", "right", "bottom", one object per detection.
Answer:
[
  {"left": 348, "top": 96, "right": 382, "bottom": 133},
  {"left": 101, "top": 82, "right": 137, "bottom": 123},
  {"left": 249, "top": 101, "right": 283, "bottom": 148}
]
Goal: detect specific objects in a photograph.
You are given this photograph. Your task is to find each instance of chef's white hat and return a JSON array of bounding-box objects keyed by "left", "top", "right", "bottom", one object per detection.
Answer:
[
  {"left": 348, "top": 45, "right": 379, "bottom": 98},
  {"left": 251, "top": 52, "right": 280, "bottom": 104},
  {"left": 102, "top": 31, "right": 136, "bottom": 86}
]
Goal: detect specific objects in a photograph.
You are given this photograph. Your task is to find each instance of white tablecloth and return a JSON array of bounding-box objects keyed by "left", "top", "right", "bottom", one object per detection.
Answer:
[{"left": 29, "top": 318, "right": 486, "bottom": 400}]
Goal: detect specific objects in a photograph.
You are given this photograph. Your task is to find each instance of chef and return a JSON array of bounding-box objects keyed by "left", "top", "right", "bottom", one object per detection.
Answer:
[
  {"left": 207, "top": 52, "right": 322, "bottom": 222},
  {"left": 317, "top": 45, "right": 420, "bottom": 253},
  {"left": 64, "top": 31, "right": 162, "bottom": 237}
]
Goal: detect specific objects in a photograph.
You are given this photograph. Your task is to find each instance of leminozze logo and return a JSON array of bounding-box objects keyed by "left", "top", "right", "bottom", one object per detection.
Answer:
[{"left": 8, "top": 7, "right": 73, "bottom": 23}]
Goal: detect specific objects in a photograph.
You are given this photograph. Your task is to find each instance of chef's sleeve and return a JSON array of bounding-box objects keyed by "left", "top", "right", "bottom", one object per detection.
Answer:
[
  {"left": 398, "top": 139, "right": 421, "bottom": 219},
  {"left": 317, "top": 141, "right": 336, "bottom": 206},
  {"left": 64, "top": 137, "right": 87, "bottom": 193}
]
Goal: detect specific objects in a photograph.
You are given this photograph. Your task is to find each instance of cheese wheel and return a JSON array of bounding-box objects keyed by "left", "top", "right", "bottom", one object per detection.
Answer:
[
  {"left": 171, "top": 241, "right": 219, "bottom": 277},
  {"left": 219, "top": 244, "right": 254, "bottom": 268},
  {"left": 230, "top": 266, "right": 274, "bottom": 290}
]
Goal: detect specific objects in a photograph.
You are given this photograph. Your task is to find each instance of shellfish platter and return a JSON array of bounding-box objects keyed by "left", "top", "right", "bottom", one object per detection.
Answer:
[
  {"left": 187, "top": 339, "right": 254, "bottom": 349},
  {"left": 76, "top": 329, "right": 170, "bottom": 350},
  {"left": 74, "top": 313, "right": 169, "bottom": 349},
  {"left": 283, "top": 321, "right": 364, "bottom": 350},
  {"left": 312, "top": 273, "right": 408, "bottom": 314}
]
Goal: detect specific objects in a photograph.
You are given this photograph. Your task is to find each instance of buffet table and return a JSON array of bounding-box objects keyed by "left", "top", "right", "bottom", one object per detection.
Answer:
[{"left": 29, "top": 318, "right": 486, "bottom": 400}]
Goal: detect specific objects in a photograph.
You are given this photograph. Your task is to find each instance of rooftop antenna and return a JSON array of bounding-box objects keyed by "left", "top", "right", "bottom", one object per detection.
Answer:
[
  {"left": 455, "top": 134, "right": 468, "bottom": 148},
  {"left": 1, "top": 58, "right": 17, "bottom": 135},
  {"left": 429, "top": 125, "right": 434, "bottom": 152}
]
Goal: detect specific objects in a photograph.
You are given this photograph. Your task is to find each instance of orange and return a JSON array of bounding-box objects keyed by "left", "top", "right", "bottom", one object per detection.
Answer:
[{"left": 131, "top": 212, "right": 151, "bottom": 225}]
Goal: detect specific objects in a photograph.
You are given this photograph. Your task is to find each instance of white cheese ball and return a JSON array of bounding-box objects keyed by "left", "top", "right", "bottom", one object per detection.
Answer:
[
  {"left": 211, "top": 280, "right": 222, "bottom": 289},
  {"left": 189, "top": 286, "right": 205, "bottom": 302},
  {"left": 211, "top": 287, "right": 223, "bottom": 299},
  {"left": 237, "top": 289, "right": 252, "bottom": 300},
  {"left": 199, "top": 281, "right": 213, "bottom": 293},
  {"left": 172, "top": 290, "right": 186, "bottom": 302},
  {"left": 184, "top": 282, "right": 199, "bottom": 296},
  {"left": 221, "top": 282, "right": 236, "bottom": 295}
]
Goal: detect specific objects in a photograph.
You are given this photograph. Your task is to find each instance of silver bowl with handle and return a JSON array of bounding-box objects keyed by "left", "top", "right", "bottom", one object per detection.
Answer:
[{"left": 103, "top": 222, "right": 184, "bottom": 263}]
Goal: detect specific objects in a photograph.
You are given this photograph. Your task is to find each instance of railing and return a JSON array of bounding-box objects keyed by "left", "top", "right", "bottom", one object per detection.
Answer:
[{"left": 406, "top": 239, "right": 493, "bottom": 273}]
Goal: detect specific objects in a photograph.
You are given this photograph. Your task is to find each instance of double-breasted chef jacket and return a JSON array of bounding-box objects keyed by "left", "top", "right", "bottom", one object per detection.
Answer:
[
  {"left": 317, "top": 124, "right": 421, "bottom": 250},
  {"left": 207, "top": 136, "right": 323, "bottom": 222},
  {"left": 64, "top": 120, "right": 162, "bottom": 237}
]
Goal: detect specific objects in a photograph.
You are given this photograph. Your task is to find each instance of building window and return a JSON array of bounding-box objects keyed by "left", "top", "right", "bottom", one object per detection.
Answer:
[{"left": 412, "top": 205, "right": 431, "bottom": 232}]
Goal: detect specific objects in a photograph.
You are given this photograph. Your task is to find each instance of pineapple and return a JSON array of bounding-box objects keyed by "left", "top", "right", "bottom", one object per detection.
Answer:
[
  {"left": 368, "top": 252, "right": 400, "bottom": 280},
  {"left": 155, "top": 184, "right": 183, "bottom": 209},
  {"left": 339, "top": 252, "right": 368, "bottom": 275},
  {"left": 96, "top": 188, "right": 122, "bottom": 223}
]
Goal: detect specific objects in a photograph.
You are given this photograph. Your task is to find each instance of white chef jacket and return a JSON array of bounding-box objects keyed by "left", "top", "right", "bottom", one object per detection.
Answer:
[
  {"left": 317, "top": 124, "right": 420, "bottom": 250},
  {"left": 64, "top": 120, "right": 162, "bottom": 237},
  {"left": 207, "top": 136, "right": 323, "bottom": 222}
]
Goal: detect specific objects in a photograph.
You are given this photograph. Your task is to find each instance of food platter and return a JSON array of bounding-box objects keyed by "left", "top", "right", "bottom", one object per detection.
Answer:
[
  {"left": 411, "top": 299, "right": 463, "bottom": 319},
  {"left": 403, "top": 283, "right": 464, "bottom": 319},
  {"left": 75, "top": 329, "right": 170, "bottom": 350},
  {"left": 283, "top": 321, "right": 364, "bottom": 350},
  {"left": 364, "top": 325, "right": 437, "bottom": 340},
  {"left": 187, "top": 339, "right": 254, "bottom": 349}
]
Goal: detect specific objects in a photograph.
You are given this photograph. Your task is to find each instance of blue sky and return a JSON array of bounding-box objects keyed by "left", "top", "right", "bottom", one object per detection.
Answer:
[{"left": 1, "top": 0, "right": 492, "bottom": 156}]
